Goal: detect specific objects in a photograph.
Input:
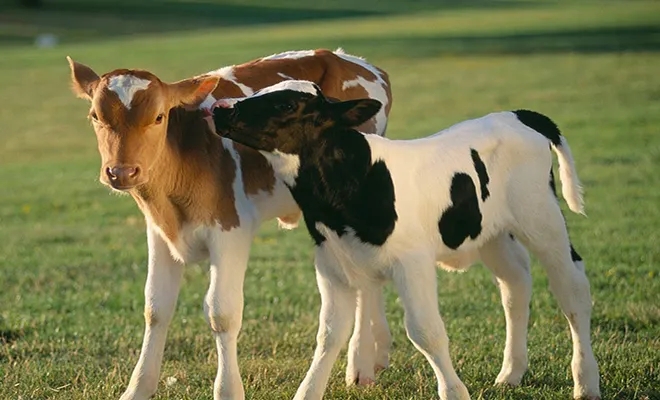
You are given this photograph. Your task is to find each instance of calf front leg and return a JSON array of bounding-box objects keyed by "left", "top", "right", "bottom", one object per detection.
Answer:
[
  {"left": 206, "top": 228, "right": 254, "bottom": 400},
  {"left": 120, "top": 225, "right": 184, "bottom": 400},
  {"left": 294, "top": 250, "right": 356, "bottom": 400}
]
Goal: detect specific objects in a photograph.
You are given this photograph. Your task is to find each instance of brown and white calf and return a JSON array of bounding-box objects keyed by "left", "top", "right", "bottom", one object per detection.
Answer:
[{"left": 66, "top": 49, "right": 392, "bottom": 400}]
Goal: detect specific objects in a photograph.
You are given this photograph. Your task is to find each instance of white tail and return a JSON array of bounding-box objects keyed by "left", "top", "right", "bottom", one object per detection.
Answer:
[{"left": 551, "top": 135, "right": 585, "bottom": 215}]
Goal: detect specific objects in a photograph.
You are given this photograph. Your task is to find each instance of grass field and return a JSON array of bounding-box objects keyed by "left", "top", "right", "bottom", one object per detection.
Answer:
[{"left": 1, "top": 0, "right": 659, "bottom": 399}]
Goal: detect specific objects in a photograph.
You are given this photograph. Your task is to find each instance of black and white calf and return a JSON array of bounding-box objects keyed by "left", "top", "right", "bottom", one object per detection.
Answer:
[{"left": 211, "top": 80, "right": 601, "bottom": 400}]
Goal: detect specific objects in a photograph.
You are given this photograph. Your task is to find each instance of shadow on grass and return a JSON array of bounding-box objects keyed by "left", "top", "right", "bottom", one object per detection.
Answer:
[
  {"left": 0, "top": 0, "right": 536, "bottom": 47},
  {"left": 0, "top": 326, "right": 26, "bottom": 362},
  {"left": 593, "top": 313, "right": 658, "bottom": 334},
  {"left": 336, "top": 25, "right": 660, "bottom": 58},
  {"left": 0, "top": 328, "right": 22, "bottom": 344}
]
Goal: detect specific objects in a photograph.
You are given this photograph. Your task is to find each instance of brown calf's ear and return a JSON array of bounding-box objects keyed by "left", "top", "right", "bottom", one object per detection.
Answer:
[
  {"left": 168, "top": 75, "right": 221, "bottom": 109},
  {"left": 330, "top": 98, "right": 382, "bottom": 128},
  {"left": 67, "top": 56, "right": 100, "bottom": 101}
]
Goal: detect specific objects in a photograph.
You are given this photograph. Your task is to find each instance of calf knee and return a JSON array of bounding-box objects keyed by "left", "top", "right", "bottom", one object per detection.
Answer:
[
  {"left": 207, "top": 313, "right": 239, "bottom": 334},
  {"left": 204, "top": 302, "right": 241, "bottom": 334},
  {"left": 406, "top": 320, "right": 447, "bottom": 354},
  {"left": 144, "top": 305, "right": 171, "bottom": 327},
  {"left": 316, "top": 313, "right": 354, "bottom": 352}
]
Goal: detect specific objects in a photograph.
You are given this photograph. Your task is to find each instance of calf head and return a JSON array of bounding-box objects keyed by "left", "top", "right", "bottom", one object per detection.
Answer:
[
  {"left": 67, "top": 57, "right": 220, "bottom": 191},
  {"left": 212, "top": 80, "right": 381, "bottom": 169}
]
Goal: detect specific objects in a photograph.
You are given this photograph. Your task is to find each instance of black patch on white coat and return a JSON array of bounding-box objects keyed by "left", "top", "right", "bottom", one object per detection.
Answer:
[
  {"left": 290, "top": 129, "right": 398, "bottom": 246},
  {"left": 549, "top": 168, "right": 557, "bottom": 197},
  {"left": 513, "top": 109, "right": 562, "bottom": 146},
  {"left": 470, "top": 148, "right": 490, "bottom": 201},
  {"left": 570, "top": 245, "right": 583, "bottom": 262},
  {"left": 438, "top": 173, "right": 483, "bottom": 249}
]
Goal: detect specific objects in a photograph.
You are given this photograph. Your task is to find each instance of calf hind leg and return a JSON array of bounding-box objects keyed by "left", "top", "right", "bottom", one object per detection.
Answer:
[
  {"left": 346, "top": 287, "right": 377, "bottom": 386},
  {"left": 479, "top": 233, "right": 532, "bottom": 386},
  {"left": 371, "top": 285, "right": 393, "bottom": 373},
  {"left": 346, "top": 284, "right": 392, "bottom": 386},
  {"left": 514, "top": 202, "right": 600, "bottom": 399}
]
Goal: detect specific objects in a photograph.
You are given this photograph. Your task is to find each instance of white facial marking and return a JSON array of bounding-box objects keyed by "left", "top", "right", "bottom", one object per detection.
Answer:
[
  {"left": 107, "top": 74, "right": 152, "bottom": 109},
  {"left": 260, "top": 150, "right": 300, "bottom": 187},
  {"left": 261, "top": 50, "right": 315, "bottom": 61},
  {"left": 216, "top": 79, "right": 319, "bottom": 108},
  {"left": 253, "top": 80, "right": 318, "bottom": 97}
]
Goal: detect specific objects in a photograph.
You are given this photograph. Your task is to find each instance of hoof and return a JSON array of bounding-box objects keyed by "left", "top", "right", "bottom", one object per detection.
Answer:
[
  {"left": 355, "top": 373, "right": 375, "bottom": 387},
  {"left": 374, "top": 363, "right": 388, "bottom": 374},
  {"left": 347, "top": 371, "right": 376, "bottom": 387},
  {"left": 494, "top": 368, "right": 525, "bottom": 387},
  {"left": 494, "top": 381, "right": 517, "bottom": 389}
]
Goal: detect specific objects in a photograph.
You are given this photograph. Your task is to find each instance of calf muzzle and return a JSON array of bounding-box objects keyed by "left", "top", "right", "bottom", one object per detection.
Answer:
[{"left": 105, "top": 165, "right": 141, "bottom": 190}]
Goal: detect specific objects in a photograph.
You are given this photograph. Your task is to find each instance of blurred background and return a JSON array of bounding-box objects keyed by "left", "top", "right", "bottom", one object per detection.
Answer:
[{"left": 1, "top": 1, "right": 658, "bottom": 399}]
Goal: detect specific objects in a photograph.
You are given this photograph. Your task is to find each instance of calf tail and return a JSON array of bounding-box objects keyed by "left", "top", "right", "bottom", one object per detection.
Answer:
[
  {"left": 552, "top": 136, "right": 584, "bottom": 215},
  {"left": 513, "top": 109, "right": 584, "bottom": 215}
]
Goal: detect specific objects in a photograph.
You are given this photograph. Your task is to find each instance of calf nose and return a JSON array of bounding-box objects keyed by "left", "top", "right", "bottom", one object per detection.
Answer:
[{"left": 106, "top": 165, "right": 140, "bottom": 188}]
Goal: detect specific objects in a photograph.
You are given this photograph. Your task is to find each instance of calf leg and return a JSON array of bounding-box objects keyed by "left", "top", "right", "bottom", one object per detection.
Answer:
[
  {"left": 514, "top": 201, "right": 600, "bottom": 399},
  {"left": 371, "top": 285, "right": 393, "bottom": 373},
  {"left": 346, "top": 284, "right": 392, "bottom": 386},
  {"left": 392, "top": 254, "right": 470, "bottom": 400},
  {"left": 479, "top": 233, "right": 532, "bottom": 386},
  {"left": 206, "top": 228, "right": 254, "bottom": 400},
  {"left": 120, "top": 226, "right": 184, "bottom": 400},
  {"left": 346, "top": 287, "right": 377, "bottom": 386},
  {"left": 294, "top": 250, "right": 356, "bottom": 400}
]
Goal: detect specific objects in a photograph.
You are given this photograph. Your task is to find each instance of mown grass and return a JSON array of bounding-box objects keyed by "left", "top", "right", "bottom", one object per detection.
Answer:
[{"left": 1, "top": 1, "right": 659, "bottom": 399}]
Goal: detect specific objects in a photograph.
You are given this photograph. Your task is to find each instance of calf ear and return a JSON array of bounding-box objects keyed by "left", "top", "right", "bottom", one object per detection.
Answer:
[
  {"left": 168, "top": 75, "right": 220, "bottom": 109},
  {"left": 67, "top": 56, "right": 100, "bottom": 101},
  {"left": 330, "top": 99, "right": 382, "bottom": 128}
]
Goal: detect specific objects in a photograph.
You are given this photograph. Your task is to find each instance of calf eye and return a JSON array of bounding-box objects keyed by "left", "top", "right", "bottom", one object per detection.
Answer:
[
  {"left": 275, "top": 102, "right": 295, "bottom": 112},
  {"left": 155, "top": 113, "right": 165, "bottom": 124},
  {"left": 89, "top": 111, "right": 99, "bottom": 122}
]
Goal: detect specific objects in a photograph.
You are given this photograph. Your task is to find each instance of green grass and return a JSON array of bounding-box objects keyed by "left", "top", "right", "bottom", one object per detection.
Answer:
[{"left": 1, "top": 1, "right": 659, "bottom": 399}]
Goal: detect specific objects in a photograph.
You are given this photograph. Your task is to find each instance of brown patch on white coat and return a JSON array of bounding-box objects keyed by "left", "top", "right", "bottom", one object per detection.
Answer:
[{"left": 204, "top": 49, "right": 392, "bottom": 136}]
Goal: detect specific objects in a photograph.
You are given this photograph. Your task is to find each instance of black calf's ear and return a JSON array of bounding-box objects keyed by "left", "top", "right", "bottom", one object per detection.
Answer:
[{"left": 330, "top": 99, "right": 382, "bottom": 128}]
